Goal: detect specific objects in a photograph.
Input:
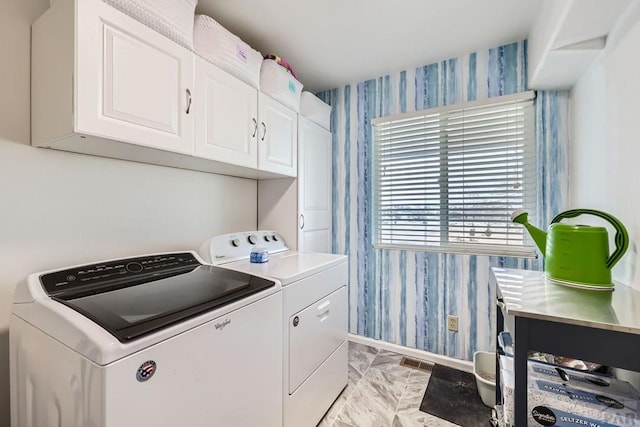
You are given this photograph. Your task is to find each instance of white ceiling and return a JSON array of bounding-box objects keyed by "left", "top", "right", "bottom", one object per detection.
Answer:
[{"left": 196, "top": 0, "right": 543, "bottom": 93}]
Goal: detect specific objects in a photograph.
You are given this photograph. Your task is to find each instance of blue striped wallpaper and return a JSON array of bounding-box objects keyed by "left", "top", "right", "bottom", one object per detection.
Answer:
[{"left": 318, "top": 40, "right": 569, "bottom": 360}]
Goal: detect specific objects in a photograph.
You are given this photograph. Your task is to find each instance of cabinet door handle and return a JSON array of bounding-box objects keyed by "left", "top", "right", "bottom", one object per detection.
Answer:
[
  {"left": 185, "top": 89, "right": 192, "bottom": 114},
  {"left": 260, "top": 122, "right": 267, "bottom": 141},
  {"left": 300, "top": 214, "right": 305, "bottom": 229},
  {"left": 252, "top": 118, "right": 258, "bottom": 138}
]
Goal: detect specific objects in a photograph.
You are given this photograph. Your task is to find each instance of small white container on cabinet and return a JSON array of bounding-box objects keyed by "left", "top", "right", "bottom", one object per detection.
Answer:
[
  {"left": 300, "top": 92, "right": 332, "bottom": 131},
  {"left": 102, "top": 0, "right": 198, "bottom": 49},
  {"left": 260, "top": 59, "right": 303, "bottom": 112},
  {"left": 300, "top": 91, "right": 331, "bottom": 130},
  {"left": 194, "top": 14, "right": 263, "bottom": 89}
]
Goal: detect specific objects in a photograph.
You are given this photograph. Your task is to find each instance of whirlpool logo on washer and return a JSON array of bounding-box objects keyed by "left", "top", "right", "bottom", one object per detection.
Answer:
[
  {"left": 215, "top": 318, "right": 231, "bottom": 331},
  {"left": 136, "top": 360, "right": 157, "bottom": 382}
]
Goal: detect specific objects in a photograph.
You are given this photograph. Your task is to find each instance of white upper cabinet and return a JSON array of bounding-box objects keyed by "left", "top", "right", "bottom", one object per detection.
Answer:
[
  {"left": 32, "top": 0, "right": 194, "bottom": 154},
  {"left": 195, "top": 57, "right": 258, "bottom": 169},
  {"left": 31, "top": 0, "right": 298, "bottom": 179},
  {"left": 76, "top": 0, "right": 194, "bottom": 153},
  {"left": 258, "top": 93, "right": 298, "bottom": 177},
  {"left": 257, "top": 97, "right": 332, "bottom": 252},
  {"left": 195, "top": 57, "right": 297, "bottom": 177},
  {"left": 297, "top": 118, "right": 332, "bottom": 253}
]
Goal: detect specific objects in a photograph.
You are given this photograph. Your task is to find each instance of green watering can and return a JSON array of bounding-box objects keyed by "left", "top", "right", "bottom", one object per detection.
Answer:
[{"left": 511, "top": 209, "right": 629, "bottom": 287}]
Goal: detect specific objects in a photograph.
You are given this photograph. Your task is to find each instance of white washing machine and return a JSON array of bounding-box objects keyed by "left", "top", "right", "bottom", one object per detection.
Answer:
[
  {"left": 10, "top": 251, "right": 283, "bottom": 427},
  {"left": 200, "top": 231, "right": 348, "bottom": 427}
]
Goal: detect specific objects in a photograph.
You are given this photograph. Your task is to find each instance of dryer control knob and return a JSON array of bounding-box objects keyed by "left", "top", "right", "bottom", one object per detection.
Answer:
[
  {"left": 292, "top": 316, "right": 300, "bottom": 327},
  {"left": 248, "top": 234, "right": 258, "bottom": 245},
  {"left": 231, "top": 238, "right": 240, "bottom": 247},
  {"left": 272, "top": 234, "right": 279, "bottom": 241}
]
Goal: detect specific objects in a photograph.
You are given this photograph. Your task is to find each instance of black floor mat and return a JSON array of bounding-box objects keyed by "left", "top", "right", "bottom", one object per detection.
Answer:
[{"left": 419, "top": 364, "right": 492, "bottom": 427}]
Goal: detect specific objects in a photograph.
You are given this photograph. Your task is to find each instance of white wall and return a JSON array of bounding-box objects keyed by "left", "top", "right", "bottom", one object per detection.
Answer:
[
  {"left": 570, "top": 2, "right": 640, "bottom": 290},
  {"left": 0, "top": 1, "right": 257, "bottom": 424}
]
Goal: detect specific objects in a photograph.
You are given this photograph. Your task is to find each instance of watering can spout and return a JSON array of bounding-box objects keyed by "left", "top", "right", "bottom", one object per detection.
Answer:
[{"left": 511, "top": 210, "right": 547, "bottom": 256}]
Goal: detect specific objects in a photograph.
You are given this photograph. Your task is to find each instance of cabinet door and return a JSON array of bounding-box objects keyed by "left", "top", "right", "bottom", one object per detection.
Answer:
[
  {"left": 75, "top": 0, "right": 194, "bottom": 154},
  {"left": 258, "top": 94, "right": 297, "bottom": 177},
  {"left": 298, "top": 118, "right": 332, "bottom": 253},
  {"left": 194, "top": 58, "right": 258, "bottom": 168}
]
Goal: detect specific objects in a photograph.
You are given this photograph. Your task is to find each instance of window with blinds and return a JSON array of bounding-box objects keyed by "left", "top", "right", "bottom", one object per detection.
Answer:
[{"left": 372, "top": 91, "right": 536, "bottom": 256}]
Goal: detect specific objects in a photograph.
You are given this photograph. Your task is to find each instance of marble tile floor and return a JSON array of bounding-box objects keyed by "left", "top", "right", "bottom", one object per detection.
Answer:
[{"left": 317, "top": 341, "right": 460, "bottom": 427}]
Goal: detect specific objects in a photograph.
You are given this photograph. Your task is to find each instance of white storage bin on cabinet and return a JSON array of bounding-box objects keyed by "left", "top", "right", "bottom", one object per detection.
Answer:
[
  {"left": 102, "top": 0, "right": 197, "bottom": 49},
  {"left": 194, "top": 15, "right": 263, "bottom": 89},
  {"left": 300, "top": 92, "right": 331, "bottom": 130},
  {"left": 260, "top": 59, "right": 303, "bottom": 112}
]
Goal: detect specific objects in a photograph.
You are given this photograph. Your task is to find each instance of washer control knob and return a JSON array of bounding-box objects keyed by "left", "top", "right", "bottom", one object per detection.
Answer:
[
  {"left": 126, "top": 262, "right": 143, "bottom": 273},
  {"left": 272, "top": 234, "right": 279, "bottom": 241},
  {"left": 264, "top": 235, "right": 271, "bottom": 242},
  {"left": 231, "top": 238, "right": 241, "bottom": 247},
  {"left": 292, "top": 316, "right": 300, "bottom": 327},
  {"left": 248, "top": 234, "right": 258, "bottom": 245}
]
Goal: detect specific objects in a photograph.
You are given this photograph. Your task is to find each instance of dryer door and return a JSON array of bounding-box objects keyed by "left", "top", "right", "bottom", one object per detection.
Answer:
[{"left": 288, "top": 286, "right": 347, "bottom": 393}]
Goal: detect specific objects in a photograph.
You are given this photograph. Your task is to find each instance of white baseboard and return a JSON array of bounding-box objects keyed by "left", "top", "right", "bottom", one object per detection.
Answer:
[{"left": 348, "top": 333, "right": 473, "bottom": 373}]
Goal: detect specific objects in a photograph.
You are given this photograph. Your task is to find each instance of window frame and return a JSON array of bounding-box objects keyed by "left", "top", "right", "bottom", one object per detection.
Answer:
[{"left": 371, "top": 91, "right": 537, "bottom": 257}]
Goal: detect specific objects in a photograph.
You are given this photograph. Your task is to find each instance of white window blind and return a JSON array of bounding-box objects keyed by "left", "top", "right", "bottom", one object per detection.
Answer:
[{"left": 372, "top": 91, "right": 536, "bottom": 257}]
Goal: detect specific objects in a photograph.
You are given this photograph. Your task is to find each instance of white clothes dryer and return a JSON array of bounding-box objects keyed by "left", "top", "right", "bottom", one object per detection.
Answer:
[{"left": 200, "top": 231, "right": 348, "bottom": 427}]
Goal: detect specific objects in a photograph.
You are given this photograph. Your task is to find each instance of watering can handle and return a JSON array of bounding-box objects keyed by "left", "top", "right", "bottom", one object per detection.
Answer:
[{"left": 551, "top": 209, "right": 629, "bottom": 269}]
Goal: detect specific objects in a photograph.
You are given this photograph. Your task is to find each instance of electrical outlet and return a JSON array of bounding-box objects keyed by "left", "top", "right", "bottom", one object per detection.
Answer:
[{"left": 447, "top": 315, "right": 459, "bottom": 332}]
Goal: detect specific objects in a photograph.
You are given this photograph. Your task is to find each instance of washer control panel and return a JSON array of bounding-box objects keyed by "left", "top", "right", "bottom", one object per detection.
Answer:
[
  {"left": 40, "top": 253, "right": 200, "bottom": 297},
  {"left": 202, "top": 231, "right": 288, "bottom": 264}
]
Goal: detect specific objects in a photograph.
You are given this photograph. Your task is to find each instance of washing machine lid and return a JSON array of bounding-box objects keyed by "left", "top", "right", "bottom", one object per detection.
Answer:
[
  {"left": 38, "top": 253, "right": 275, "bottom": 342},
  {"left": 222, "top": 251, "right": 347, "bottom": 286}
]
